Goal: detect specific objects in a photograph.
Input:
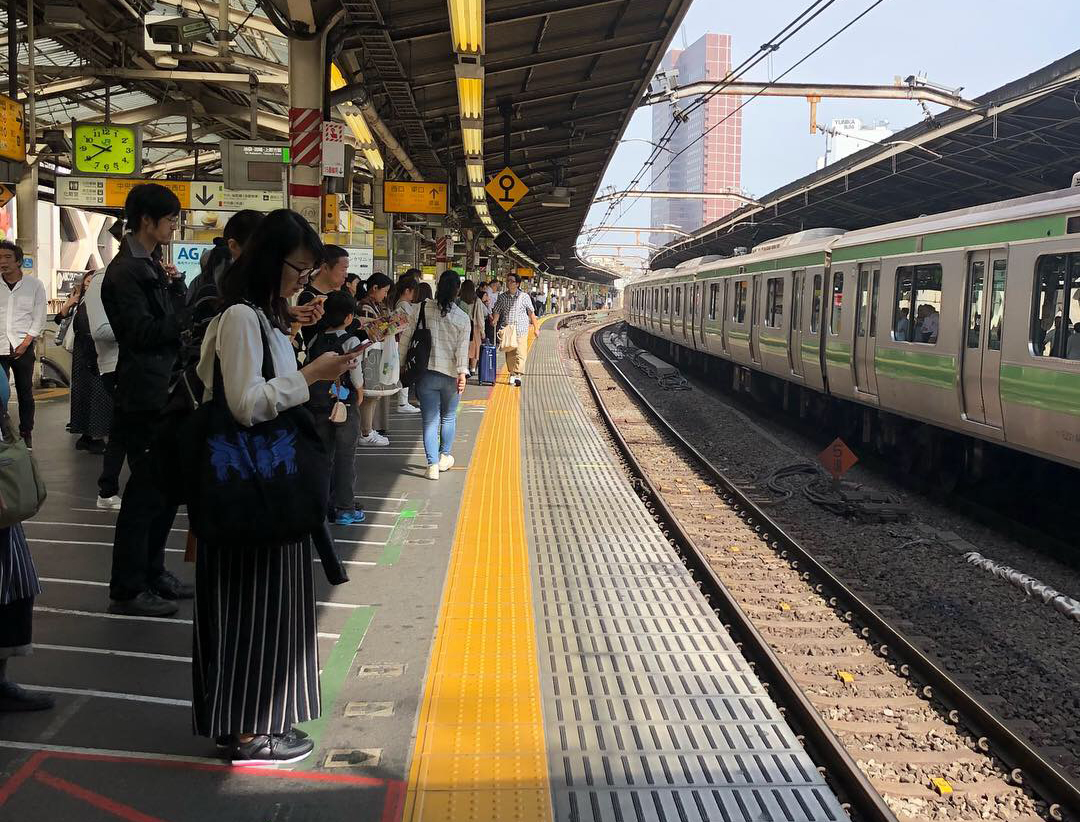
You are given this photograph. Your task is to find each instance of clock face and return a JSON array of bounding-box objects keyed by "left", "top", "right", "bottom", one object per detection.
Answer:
[{"left": 73, "top": 123, "right": 140, "bottom": 176}]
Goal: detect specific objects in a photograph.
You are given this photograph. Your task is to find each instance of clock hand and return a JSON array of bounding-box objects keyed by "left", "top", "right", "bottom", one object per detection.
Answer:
[{"left": 84, "top": 146, "right": 110, "bottom": 161}]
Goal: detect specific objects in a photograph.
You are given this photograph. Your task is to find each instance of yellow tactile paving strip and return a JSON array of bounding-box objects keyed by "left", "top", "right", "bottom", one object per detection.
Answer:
[{"left": 402, "top": 336, "right": 553, "bottom": 822}]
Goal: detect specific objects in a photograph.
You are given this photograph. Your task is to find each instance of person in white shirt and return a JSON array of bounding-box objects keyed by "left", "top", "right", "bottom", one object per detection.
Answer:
[
  {"left": 0, "top": 241, "right": 46, "bottom": 445},
  {"left": 408, "top": 270, "right": 471, "bottom": 480},
  {"left": 83, "top": 269, "right": 125, "bottom": 510}
]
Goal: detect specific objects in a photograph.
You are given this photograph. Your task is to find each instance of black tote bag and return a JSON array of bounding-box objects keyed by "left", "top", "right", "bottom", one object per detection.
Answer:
[
  {"left": 182, "top": 308, "right": 329, "bottom": 546},
  {"left": 399, "top": 300, "right": 431, "bottom": 388}
]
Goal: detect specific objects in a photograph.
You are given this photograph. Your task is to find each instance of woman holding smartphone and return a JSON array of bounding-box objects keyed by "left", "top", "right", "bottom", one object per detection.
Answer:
[{"left": 192, "top": 209, "right": 356, "bottom": 766}]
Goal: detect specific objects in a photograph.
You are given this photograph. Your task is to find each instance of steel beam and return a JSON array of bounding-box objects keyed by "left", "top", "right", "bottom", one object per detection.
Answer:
[
  {"left": 640, "top": 80, "right": 980, "bottom": 111},
  {"left": 18, "top": 65, "right": 289, "bottom": 84},
  {"left": 593, "top": 189, "right": 758, "bottom": 204},
  {"left": 159, "top": 0, "right": 283, "bottom": 36},
  {"left": 388, "top": 0, "right": 626, "bottom": 41}
]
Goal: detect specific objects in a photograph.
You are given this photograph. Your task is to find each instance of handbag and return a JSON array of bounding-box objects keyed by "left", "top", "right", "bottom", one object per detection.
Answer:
[
  {"left": 181, "top": 308, "right": 329, "bottom": 546},
  {"left": 56, "top": 314, "right": 75, "bottom": 353},
  {"left": 400, "top": 301, "right": 431, "bottom": 388},
  {"left": 498, "top": 323, "right": 519, "bottom": 352},
  {"left": 0, "top": 410, "right": 46, "bottom": 527},
  {"left": 329, "top": 380, "right": 348, "bottom": 423}
]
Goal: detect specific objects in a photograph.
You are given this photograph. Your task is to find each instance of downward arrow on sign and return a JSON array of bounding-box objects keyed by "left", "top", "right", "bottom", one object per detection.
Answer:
[{"left": 195, "top": 185, "right": 215, "bottom": 206}]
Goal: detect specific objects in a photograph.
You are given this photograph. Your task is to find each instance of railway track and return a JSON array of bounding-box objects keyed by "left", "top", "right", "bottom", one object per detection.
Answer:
[{"left": 566, "top": 318, "right": 1079, "bottom": 822}]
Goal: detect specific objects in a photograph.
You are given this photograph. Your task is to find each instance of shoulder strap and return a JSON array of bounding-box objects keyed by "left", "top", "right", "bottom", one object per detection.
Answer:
[{"left": 417, "top": 300, "right": 428, "bottom": 330}]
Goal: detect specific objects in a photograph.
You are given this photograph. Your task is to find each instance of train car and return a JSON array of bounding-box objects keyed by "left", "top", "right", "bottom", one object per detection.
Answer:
[{"left": 628, "top": 187, "right": 1080, "bottom": 475}]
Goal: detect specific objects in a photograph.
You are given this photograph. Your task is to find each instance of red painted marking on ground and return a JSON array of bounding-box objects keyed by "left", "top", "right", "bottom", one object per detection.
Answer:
[
  {"left": 33, "top": 749, "right": 387, "bottom": 786},
  {"left": 380, "top": 780, "right": 407, "bottom": 822},
  {"left": 34, "top": 771, "right": 170, "bottom": 822},
  {"left": 0, "top": 750, "right": 47, "bottom": 807}
]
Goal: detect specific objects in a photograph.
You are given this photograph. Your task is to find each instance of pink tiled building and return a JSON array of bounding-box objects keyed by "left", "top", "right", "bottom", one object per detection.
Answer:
[{"left": 650, "top": 33, "right": 743, "bottom": 247}]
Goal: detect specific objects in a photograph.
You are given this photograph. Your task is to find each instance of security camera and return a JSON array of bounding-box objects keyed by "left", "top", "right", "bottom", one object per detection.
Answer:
[{"left": 146, "top": 17, "right": 213, "bottom": 46}]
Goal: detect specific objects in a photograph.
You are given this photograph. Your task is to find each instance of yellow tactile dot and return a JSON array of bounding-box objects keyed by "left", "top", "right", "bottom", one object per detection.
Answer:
[
  {"left": 404, "top": 342, "right": 553, "bottom": 822},
  {"left": 413, "top": 789, "right": 550, "bottom": 822}
]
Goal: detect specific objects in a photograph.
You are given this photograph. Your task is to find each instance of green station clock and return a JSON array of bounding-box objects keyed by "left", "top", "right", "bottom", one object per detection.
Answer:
[{"left": 71, "top": 121, "right": 142, "bottom": 177}]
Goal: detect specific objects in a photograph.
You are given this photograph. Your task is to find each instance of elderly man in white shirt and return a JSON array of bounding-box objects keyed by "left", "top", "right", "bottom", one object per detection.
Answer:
[{"left": 0, "top": 242, "right": 46, "bottom": 445}]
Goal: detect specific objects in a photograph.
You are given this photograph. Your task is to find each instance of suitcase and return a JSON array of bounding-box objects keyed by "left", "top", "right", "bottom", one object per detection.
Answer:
[{"left": 478, "top": 343, "right": 497, "bottom": 385}]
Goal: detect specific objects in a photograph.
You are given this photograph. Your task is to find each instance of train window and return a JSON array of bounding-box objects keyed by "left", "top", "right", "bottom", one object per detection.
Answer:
[
  {"left": 829, "top": 272, "right": 844, "bottom": 335},
  {"left": 663, "top": 287, "right": 670, "bottom": 314},
  {"left": 892, "top": 264, "right": 942, "bottom": 344},
  {"left": 967, "top": 260, "right": 985, "bottom": 348},
  {"left": 733, "top": 281, "right": 748, "bottom": 323},
  {"left": 870, "top": 271, "right": 880, "bottom": 336},
  {"left": 674, "top": 286, "right": 682, "bottom": 316},
  {"left": 1031, "top": 253, "right": 1080, "bottom": 358},
  {"left": 765, "top": 277, "right": 784, "bottom": 328},
  {"left": 709, "top": 283, "right": 719, "bottom": 320},
  {"left": 988, "top": 260, "right": 1006, "bottom": 351},
  {"left": 810, "top": 274, "right": 823, "bottom": 333}
]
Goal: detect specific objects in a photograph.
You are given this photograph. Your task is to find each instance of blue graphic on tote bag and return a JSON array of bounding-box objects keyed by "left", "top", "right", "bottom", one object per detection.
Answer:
[{"left": 208, "top": 429, "right": 298, "bottom": 482}]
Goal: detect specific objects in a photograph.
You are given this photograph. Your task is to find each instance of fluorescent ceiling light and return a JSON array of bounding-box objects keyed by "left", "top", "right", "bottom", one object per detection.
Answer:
[
  {"left": 447, "top": 0, "right": 485, "bottom": 55},
  {"left": 454, "top": 63, "right": 485, "bottom": 118},
  {"left": 470, "top": 185, "right": 486, "bottom": 201},
  {"left": 461, "top": 124, "right": 483, "bottom": 156},
  {"left": 466, "top": 161, "right": 484, "bottom": 185}
]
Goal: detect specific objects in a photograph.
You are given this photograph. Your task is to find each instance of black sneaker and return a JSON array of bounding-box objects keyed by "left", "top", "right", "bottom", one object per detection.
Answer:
[
  {"left": 230, "top": 733, "right": 314, "bottom": 766},
  {"left": 75, "top": 436, "right": 107, "bottom": 455},
  {"left": 19, "top": 431, "right": 31, "bottom": 449},
  {"left": 0, "top": 682, "right": 54, "bottom": 712},
  {"left": 216, "top": 727, "right": 308, "bottom": 748},
  {"left": 152, "top": 570, "right": 195, "bottom": 600},
  {"left": 108, "top": 591, "right": 179, "bottom": 617}
]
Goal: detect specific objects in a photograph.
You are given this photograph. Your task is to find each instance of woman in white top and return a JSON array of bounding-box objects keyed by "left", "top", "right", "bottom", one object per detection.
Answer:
[
  {"left": 390, "top": 270, "right": 420, "bottom": 414},
  {"left": 408, "top": 270, "right": 471, "bottom": 480},
  {"left": 192, "top": 209, "right": 355, "bottom": 767}
]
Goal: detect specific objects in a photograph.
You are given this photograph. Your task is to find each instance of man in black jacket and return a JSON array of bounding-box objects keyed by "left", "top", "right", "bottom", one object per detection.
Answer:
[{"left": 102, "top": 184, "right": 191, "bottom": 617}]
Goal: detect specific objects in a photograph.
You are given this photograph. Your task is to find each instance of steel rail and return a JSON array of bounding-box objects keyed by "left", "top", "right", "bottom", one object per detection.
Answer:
[
  {"left": 569, "top": 320, "right": 897, "bottom": 822},
  {"left": 579, "top": 320, "right": 1080, "bottom": 822}
]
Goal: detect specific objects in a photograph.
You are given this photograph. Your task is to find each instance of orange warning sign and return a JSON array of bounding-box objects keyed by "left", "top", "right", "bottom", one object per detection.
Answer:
[{"left": 819, "top": 437, "right": 858, "bottom": 479}]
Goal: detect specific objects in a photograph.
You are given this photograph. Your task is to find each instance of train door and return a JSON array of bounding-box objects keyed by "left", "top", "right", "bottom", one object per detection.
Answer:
[
  {"left": 694, "top": 282, "right": 706, "bottom": 349},
  {"left": 789, "top": 270, "right": 805, "bottom": 376},
  {"left": 853, "top": 262, "right": 880, "bottom": 396},
  {"left": 961, "top": 250, "right": 1007, "bottom": 428},
  {"left": 749, "top": 274, "right": 762, "bottom": 364}
]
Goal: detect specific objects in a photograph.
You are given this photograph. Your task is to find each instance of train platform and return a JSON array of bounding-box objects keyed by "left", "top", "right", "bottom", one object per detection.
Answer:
[{"left": 0, "top": 320, "right": 845, "bottom": 822}]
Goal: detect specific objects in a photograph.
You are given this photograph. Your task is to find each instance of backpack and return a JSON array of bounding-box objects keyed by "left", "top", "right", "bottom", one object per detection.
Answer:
[{"left": 306, "top": 330, "right": 357, "bottom": 413}]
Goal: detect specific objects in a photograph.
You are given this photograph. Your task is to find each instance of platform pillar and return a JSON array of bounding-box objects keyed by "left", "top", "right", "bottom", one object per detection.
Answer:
[
  {"left": 15, "top": 165, "right": 37, "bottom": 277},
  {"left": 287, "top": 33, "right": 327, "bottom": 230}
]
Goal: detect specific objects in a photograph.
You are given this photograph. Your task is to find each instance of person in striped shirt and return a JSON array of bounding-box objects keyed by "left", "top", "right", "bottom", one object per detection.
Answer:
[{"left": 491, "top": 273, "right": 539, "bottom": 386}]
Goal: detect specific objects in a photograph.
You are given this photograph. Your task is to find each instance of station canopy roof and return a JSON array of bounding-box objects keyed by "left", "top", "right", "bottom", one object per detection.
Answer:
[
  {"left": 3, "top": 0, "right": 695, "bottom": 284},
  {"left": 652, "top": 49, "right": 1080, "bottom": 270}
]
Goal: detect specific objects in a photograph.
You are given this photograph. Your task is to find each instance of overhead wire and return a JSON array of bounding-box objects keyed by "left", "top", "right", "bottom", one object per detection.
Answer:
[{"left": 590, "top": 0, "right": 840, "bottom": 238}]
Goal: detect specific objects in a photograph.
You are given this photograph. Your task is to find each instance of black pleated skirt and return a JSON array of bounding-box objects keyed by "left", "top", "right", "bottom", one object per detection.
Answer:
[
  {"left": 0, "top": 597, "right": 33, "bottom": 657},
  {"left": 192, "top": 540, "right": 321, "bottom": 738}
]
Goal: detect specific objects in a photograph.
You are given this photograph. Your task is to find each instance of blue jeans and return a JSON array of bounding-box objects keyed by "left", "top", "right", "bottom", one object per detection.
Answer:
[{"left": 416, "top": 370, "right": 460, "bottom": 465}]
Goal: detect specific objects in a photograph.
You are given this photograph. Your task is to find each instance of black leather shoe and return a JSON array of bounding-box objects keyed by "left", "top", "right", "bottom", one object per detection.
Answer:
[
  {"left": 0, "top": 682, "right": 55, "bottom": 712},
  {"left": 19, "top": 432, "right": 31, "bottom": 449},
  {"left": 216, "top": 727, "right": 307, "bottom": 748},
  {"left": 152, "top": 570, "right": 194, "bottom": 600},
  {"left": 108, "top": 591, "right": 179, "bottom": 617},
  {"left": 230, "top": 733, "right": 314, "bottom": 766},
  {"left": 75, "top": 437, "right": 107, "bottom": 455}
]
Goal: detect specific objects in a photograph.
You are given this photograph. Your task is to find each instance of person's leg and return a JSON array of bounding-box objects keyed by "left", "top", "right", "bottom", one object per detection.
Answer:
[
  {"left": 10, "top": 342, "right": 35, "bottom": 437},
  {"left": 312, "top": 414, "right": 338, "bottom": 512},
  {"left": 515, "top": 334, "right": 529, "bottom": 375},
  {"left": 438, "top": 374, "right": 460, "bottom": 457},
  {"left": 415, "top": 373, "right": 440, "bottom": 466},
  {"left": 97, "top": 374, "right": 125, "bottom": 500},
  {"left": 504, "top": 344, "right": 520, "bottom": 378},
  {"left": 359, "top": 396, "right": 376, "bottom": 436},
  {"left": 333, "top": 409, "right": 360, "bottom": 511}
]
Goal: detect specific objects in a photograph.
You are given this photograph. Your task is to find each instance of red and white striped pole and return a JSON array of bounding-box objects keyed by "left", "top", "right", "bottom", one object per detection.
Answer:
[{"left": 287, "top": 35, "right": 326, "bottom": 229}]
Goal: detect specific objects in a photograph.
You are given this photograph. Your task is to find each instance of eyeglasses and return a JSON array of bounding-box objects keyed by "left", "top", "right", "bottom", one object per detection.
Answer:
[{"left": 284, "top": 259, "right": 318, "bottom": 280}]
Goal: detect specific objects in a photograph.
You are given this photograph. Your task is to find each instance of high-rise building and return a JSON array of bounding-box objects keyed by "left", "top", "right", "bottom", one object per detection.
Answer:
[{"left": 650, "top": 33, "right": 742, "bottom": 247}]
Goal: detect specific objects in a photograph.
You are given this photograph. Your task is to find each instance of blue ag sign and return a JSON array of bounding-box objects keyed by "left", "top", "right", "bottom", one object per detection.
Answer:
[{"left": 172, "top": 243, "right": 213, "bottom": 285}]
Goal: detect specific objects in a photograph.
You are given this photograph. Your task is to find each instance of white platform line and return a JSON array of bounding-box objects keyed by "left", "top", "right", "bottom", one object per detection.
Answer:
[
  {"left": 70, "top": 507, "right": 403, "bottom": 517},
  {"left": 35, "top": 606, "right": 191, "bottom": 625},
  {"left": 35, "top": 643, "right": 191, "bottom": 663},
  {"left": 28, "top": 520, "right": 394, "bottom": 532},
  {"left": 16, "top": 686, "right": 191, "bottom": 708},
  {"left": 31, "top": 539, "right": 385, "bottom": 555},
  {"left": 0, "top": 738, "right": 218, "bottom": 763},
  {"left": 37, "top": 578, "right": 368, "bottom": 610}
]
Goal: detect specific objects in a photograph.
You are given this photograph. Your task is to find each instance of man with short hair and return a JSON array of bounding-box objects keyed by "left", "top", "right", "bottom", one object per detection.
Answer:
[
  {"left": 298, "top": 244, "right": 350, "bottom": 345},
  {"left": 491, "top": 273, "right": 539, "bottom": 387},
  {"left": 0, "top": 241, "right": 46, "bottom": 446}
]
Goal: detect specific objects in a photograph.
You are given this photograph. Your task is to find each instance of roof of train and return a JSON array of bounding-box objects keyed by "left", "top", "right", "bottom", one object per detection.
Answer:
[{"left": 629, "top": 187, "right": 1080, "bottom": 286}]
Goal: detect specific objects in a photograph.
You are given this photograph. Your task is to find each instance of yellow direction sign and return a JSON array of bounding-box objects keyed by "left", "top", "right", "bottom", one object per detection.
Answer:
[
  {"left": 0, "top": 95, "right": 25, "bottom": 163},
  {"left": 383, "top": 181, "right": 448, "bottom": 215},
  {"left": 0, "top": 184, "right": 13, "bottom": 208},
  {"left": 486, "top": 167, "right": 528, "bottom": 211}
]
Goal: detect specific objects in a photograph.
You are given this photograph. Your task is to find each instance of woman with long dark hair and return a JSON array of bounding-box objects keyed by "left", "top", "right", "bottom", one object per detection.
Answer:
[
  {"left": 192, "top": 209, "right": 355, "bottom": 766},
  {"left": 409, "top": 270, "right": 470, "bottom": 480},
  {"left": 56, "top": 270, "right": 112, "bottom": 454},
  {"left": 356, "top": 272, "right": 398, "bottom": 445},
  {"left": 390, "top": 271, "right": 420, "bottom": 414}
]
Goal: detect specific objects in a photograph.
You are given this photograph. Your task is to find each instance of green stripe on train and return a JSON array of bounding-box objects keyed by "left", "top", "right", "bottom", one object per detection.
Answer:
[
  {"left": 727, "top": 329, "right": 750, "bottom": 341},
  {"left": 824, "top": 342, "right": 851, "bottom": 365},
  {"left": 759, "top": 336, "right": 787, "bottom": 352},
  {"left": 874, "top": 347, "right": 956, "bottom": 388},
  {"left": 1000, "top": 363, "right": 1080, "bottom": 417}
]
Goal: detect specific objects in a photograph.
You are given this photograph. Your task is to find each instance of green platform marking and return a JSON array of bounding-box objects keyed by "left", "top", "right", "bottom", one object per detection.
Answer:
[
  {"left": 378, "top": 504, "right": 421, "bottom": 566},
  {"left": 294, "top": 604, "right": 375, "bottom": 768}
]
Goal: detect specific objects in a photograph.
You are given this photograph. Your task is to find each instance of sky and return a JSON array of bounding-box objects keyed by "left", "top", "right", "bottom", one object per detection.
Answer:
[{"left": 582, "top": 0, "right": 1080, "bottom": 266}]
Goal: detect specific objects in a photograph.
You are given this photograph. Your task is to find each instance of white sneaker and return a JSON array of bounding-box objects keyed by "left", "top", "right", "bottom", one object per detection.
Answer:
[
  {"left": 438, "top": 454, "right": 455, "bottom": 472},
  {"left": 426, "top": 464, "right": 440, "bottom": 480},
  {"left": 359, "top": 431, "right": 390, "bottom": 447},
  {"left": 96, "top": 495, "right": 122, "bottom": 511},
  {"left": 510, "top": 376, "right": 522, "bottom": 387},
  {"left": 397, "top": 403, "right": 421, "bottom": 414}
]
